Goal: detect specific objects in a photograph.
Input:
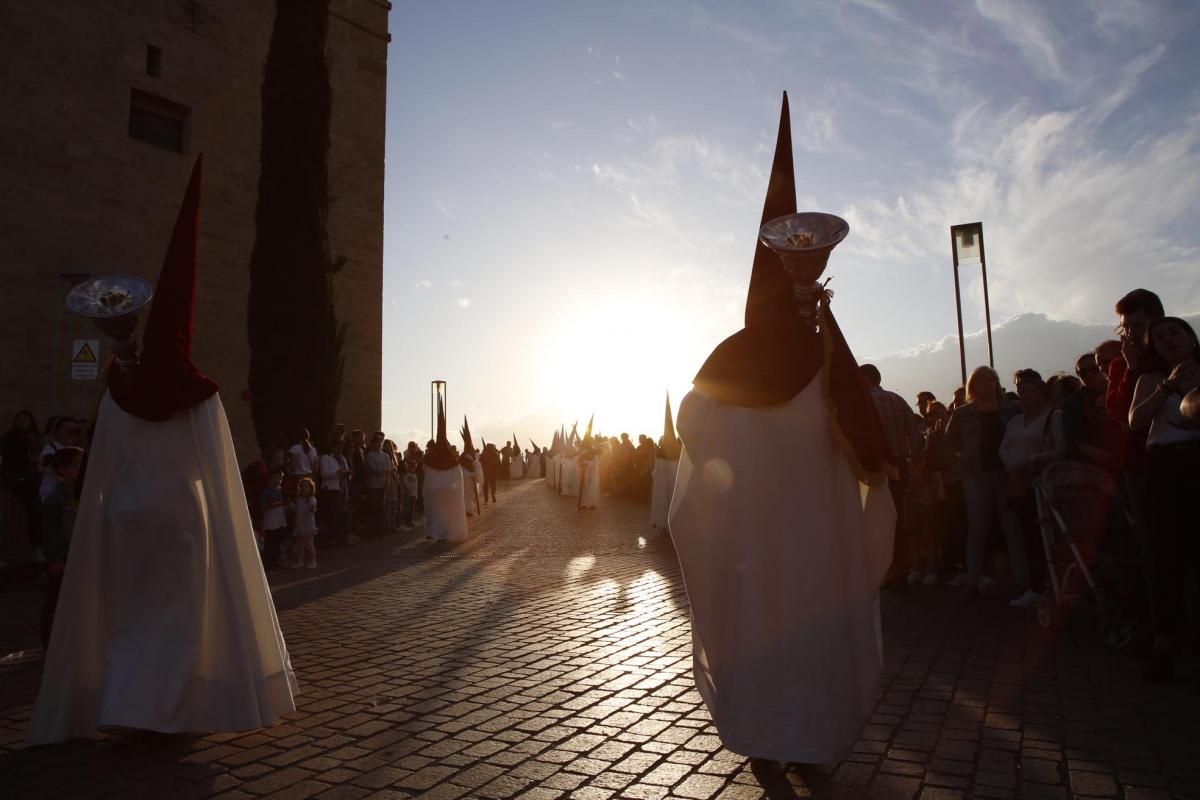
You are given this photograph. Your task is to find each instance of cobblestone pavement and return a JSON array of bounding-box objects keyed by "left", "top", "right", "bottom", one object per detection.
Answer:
[{"left": 2, "top": 478, "right": 1200, "bottom": 799}]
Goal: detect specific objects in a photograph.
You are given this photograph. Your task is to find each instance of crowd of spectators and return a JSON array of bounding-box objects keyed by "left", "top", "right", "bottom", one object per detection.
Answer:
[{"left": 866, "top": 288, "right": 1200, "bottom": 682}]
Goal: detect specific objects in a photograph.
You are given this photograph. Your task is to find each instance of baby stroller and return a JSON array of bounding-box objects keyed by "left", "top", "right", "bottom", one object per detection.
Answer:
[{"left": 1033, "top": 460, "right": 1135, "bottom": 647}]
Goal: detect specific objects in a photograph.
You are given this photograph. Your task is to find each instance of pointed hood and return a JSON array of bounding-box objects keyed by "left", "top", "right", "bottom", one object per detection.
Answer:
[
  {"left": 583, "top": 414, "right": 594, "bottom": 445},
  {"left": 423, "top": 395, "right": 457, "bottom": 469},
  {"left": 689, "top": 92, "right": 887, "bottom": 480},
  {"left": 659, "top": 392, "right": 681, "bottom": 461},
  {"left": 110, "top": 156, "right": 219, "bottom": 421},
  {"left": 460, "top": 415, "right": 476, "bottom": 454}
]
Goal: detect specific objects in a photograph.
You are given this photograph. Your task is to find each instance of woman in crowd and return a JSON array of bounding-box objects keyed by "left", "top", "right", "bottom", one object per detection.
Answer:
[
  {"left": 1129, "top": 317, "right": 1200, "bottom": 682},
  {"left": 944, "top": 367, "right": 1015, "bottom": 598},
  {"left": 998, "top": 370, "right": 1065, "bottom": 608}
]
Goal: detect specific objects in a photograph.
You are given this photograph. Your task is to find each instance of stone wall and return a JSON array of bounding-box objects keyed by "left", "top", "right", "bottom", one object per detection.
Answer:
[{"left": 0, "top": 0, "right": 387, "bottom": 462}]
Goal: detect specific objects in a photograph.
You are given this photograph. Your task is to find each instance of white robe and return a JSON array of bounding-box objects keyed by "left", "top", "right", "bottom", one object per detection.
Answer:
[
  {"left": 461, "top": 460, "right": 479, "bottom": 514},
  {"left": 550, "top": 454, "right": 561, "bottom": 488},
  {"left": 578, "top": 457, "right": 601, "bottom": 509},
  {"left": 29, "top": 393, "right": 297, "bottom": 744},
  {"left": 650, "top": 457, "right": 679, "bottom": 529},
  {"left": 423, "top": 465, "right": 468, "bottom": 542},
  {"left": 561, "top": 456, "right": 580, "bottom": 497},
  {"left": 668, "top": 372, "right": 895, "bottom": 764},
  {"left": 526, "top": 455, "right": 541, "bottom": 479},
  {"left": 508, "top": 454, "right": 524, "bottom": 479},
  {"left": 472, "top": 460, "right": 484, "bottom": 497}
]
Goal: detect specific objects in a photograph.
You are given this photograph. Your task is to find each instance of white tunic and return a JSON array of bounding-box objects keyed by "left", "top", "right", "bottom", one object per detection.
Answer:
[
  {"left": 526, "top": 454, "right": 542, "bottom": 479},
  {"left": 669, "top": 371, "right": 894, "bottom": 764},
  {"left": 561, "top": 456, "right": 580, "bottom": 497},
  {"left": 650, "top": 458, "right": 679, "bottom": 529},
  {"left": 550, "top": 454, "right": 561, "bottom": 488},
  {"left": 578, "top": 457, "right": 601, "bottom": 509},
  {"left": 461, "top": 460, "right": 478, "bottom": 514},
  {"left": 508, "top": 453, "right": 524, "bottom": 479},
  {"left": 29, "top": 393, "right": 297, "bottom": 744},
  {"left": 424, "top": 465, "right": 468, "bottom": 542}
]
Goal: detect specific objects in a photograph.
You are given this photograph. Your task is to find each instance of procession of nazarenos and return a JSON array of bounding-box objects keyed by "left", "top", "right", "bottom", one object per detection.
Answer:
[{"left": 12, "top": 1, "right": 1193, "bottom": 791}]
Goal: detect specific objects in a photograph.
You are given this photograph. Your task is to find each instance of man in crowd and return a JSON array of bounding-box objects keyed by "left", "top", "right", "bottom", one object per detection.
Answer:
[{"left": 861, "top": 363, "right": 921, "bottom": 590}]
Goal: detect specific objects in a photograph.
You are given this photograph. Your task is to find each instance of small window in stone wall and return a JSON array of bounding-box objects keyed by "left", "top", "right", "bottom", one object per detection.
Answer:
[
  {"left": 128, "top": 89, "right": 189, "bottom": 153},
  {"left": 146, "top": 45, "right": 163, "bottom": 78}
]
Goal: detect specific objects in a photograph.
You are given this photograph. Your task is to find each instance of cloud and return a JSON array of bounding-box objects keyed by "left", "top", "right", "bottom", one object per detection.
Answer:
[
  {"left": 841, "top": 51, "right": 1200, "bottom": 327},
  {"left": 457, "top": 297, "right": 471, "bottom": 308},
  {"left": 974, "top": 0, "right": 1067, "bottom": 86},
  {"left": 449, "top": 279, "right": 463, "bottom": 288},
  {"left": 689, "top": 5, "right": 785, "bottom": 56},
  {"left": 414, "top": 279, "right": 433, "bottom": 289}
]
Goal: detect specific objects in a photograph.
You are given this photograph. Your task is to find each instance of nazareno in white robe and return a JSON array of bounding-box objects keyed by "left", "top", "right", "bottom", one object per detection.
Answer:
[
  {"left": 461, "top": 460, "right": 479, "bottom": 515},
  {"left": 650, "top": 457, "right": 679, "bottom": 529},
  {"left": 668, "top": 368, "right": 895, "bottom": 764},
  {"left": 561, "top": 456, "right": 580, "bottom": 497},
  {"left": 28, "top": 393, "right": 297, "bottom": 744},
  {"left": 525, "top": 454, "right": 541, "bottom": 479},
  {"left": 423, "top": 465, "right": 468, "bottom": 542},
  {"left": 578, "top": 457, "right": 601, "bottom": 509},
  {"left": 508, "top": 453, "right": 524, "bottom": 479},
  {"left": 550, "top": 454, "right": 561, "bottom": 488}
]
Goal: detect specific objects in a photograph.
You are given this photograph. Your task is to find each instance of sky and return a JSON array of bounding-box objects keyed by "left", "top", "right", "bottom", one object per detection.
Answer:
[{"left": 381, "top": 0, "right": 1200, "bottom": 447}]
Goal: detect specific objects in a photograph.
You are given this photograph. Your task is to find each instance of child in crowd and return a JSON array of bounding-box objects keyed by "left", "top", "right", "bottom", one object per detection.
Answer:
[
  {"left": 290, "top": 477, "right": 319, "bottom": 569},
  {"left": 40, "top": 446, "right": 84, "bottom": 648},
  {"left": 400, "top": 460, "right": 418, "bottom": 529},
  {"left": 260, "top": 469, "right": 289, "bottom": 572}
]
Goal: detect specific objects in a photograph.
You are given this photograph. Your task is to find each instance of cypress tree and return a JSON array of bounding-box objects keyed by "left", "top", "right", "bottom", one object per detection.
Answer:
[{"left": 247, "top": 0, "right": 346, "bottom": 453}]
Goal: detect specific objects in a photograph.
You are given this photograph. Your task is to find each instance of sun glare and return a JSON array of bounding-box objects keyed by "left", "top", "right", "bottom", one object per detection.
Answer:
[{"left": 535, "top": 295, "right": 698, "bottom": 438}]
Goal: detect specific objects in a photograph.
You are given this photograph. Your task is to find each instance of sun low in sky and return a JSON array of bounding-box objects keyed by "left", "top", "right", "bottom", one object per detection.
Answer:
[{"left": 381, "top": 1, "right": 1200, "bottom": 446}]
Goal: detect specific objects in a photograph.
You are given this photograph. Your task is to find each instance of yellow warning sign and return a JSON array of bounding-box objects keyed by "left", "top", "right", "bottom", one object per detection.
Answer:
[
  {"left": 71, "top": 339, "right": 100, "bottom": 380},
  {"left": 73, "top": 342, "right": 98, "bottom": 363}
]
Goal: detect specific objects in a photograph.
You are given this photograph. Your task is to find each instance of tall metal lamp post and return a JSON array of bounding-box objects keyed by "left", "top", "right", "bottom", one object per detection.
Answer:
[
  {"left": 949, "top": 222, "right": 994, "bottom": 386},
  {"left": 430, "top": 380, "right": 447, "bottom": 441}
]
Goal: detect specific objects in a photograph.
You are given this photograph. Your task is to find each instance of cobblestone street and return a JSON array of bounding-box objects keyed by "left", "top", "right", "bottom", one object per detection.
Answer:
[{"left": 2, "top": 478, "right": 1200, "bottom": 799}]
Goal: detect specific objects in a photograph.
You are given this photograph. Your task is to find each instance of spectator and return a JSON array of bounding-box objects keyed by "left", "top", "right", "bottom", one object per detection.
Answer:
[
  {"left": 340, "top": 438, "right": 357, "bottom": 544},
  {"left": 383, "top": 439, "right": 400, "bottom": 529},
  {"left": 908, "top": 402, "right": 948, "bottom": 585},
  {"left": 40, "top": 447, "right": 83, "bottom": 647},
  {"left": 260, "top": 470, "right": 289, "bottom": 572},
  {"left": 289, "top": 477, "right": 319, "bottom": 569},
  {"left": 860, "top": 363, "right": 921, "bottom": 589},
  {"left": 318, "top": 439, "right": 348, "bottom": 546},
  {"left": 363, "top": 432, "right": 391, "bottom": 538},
  {"left": 1128, "top": 316, "right": 1200, "bottom": 682},
  {"left": 39, "top": 416, "right": 78, "bottom": 501},
  {"left": 1064, "top": 352, "right": 1123, "bottom": 471},
  {"left": 287, "top": 428, "right": 319, "bottom": 486},
  {"left": 346, "top": 429, "right": 367, "bottom": 536},
  {"left": 998, "top": 369, "right": 1065, "bottom": 608},
  {"left": 1, "top": 410, "right": 43, "bottom": 560},
  {"left": 1107, "top": 289, "right": 1165, "bottom": 426},
  {"left": 399, "top": 459, "right": 418, "bottom": 528},
  {"left": 944, "top": 366, "right": 1014, "bottom": 598},
  {"left": 1094, "top": 339, "right": 1122, "bottom": 379}
]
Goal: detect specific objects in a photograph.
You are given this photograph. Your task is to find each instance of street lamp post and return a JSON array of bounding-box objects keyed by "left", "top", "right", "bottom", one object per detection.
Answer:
[
  {"left": 949, "top": 222, "right": 994, "bottom": 386},
  {"left": 430, "top": 380, "right": 447, "bottom": 441}
]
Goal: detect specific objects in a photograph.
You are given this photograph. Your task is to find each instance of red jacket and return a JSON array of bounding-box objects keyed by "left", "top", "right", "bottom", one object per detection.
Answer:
[{"left": 1104, "top": 357, "right": 1147, "bottom": 470}]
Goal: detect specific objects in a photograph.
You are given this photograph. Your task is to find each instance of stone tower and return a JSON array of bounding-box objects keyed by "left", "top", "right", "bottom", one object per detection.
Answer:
[{"left": 0, "top": 0, "right": 388, "bottom": 460}]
